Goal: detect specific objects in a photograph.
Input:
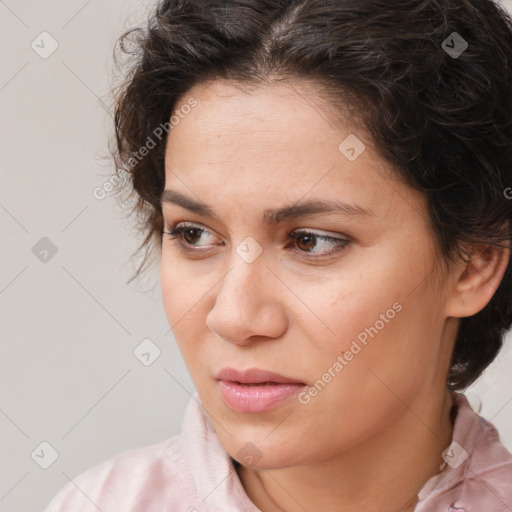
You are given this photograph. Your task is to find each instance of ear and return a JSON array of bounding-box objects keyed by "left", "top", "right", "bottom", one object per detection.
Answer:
[{"left": 445, "top": 241, "right": 510, "bottom": 319}]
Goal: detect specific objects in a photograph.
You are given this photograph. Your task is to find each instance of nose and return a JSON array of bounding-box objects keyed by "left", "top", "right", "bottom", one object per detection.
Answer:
[{"left": 205, "top": 257, "right": 288, "bottom": 346}]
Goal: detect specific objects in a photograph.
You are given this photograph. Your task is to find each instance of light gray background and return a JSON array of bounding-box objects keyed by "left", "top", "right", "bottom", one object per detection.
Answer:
[{"left": 1, "top": 1, "right": 512, "bottom": 511}]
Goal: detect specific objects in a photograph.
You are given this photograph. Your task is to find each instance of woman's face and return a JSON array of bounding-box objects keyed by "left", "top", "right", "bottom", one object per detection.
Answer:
[{"left": 160, "top": 79, "right": 456, "bottom": 468}]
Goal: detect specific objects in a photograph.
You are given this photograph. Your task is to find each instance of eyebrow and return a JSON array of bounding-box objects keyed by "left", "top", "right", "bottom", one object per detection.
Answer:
[{"left": 160, "top": 189, "right": 376, "bottom": 226}]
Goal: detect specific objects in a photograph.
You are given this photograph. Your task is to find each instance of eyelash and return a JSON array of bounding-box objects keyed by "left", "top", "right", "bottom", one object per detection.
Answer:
[{"left": 162, "top": 222, "right": 350, "bottom": 258}]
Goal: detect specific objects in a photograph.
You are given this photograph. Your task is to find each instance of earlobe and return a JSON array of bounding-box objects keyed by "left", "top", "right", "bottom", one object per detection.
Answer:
[{"left": 445, "top": 242, "right": 510, "bottom": 319}]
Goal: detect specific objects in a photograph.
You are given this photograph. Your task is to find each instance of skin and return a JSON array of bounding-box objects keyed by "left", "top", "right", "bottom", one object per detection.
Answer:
[{"left": 159, "top": 79, "right": 510, "bottom": 512}]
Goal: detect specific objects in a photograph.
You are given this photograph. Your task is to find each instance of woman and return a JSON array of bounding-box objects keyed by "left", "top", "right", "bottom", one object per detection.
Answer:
[{"left": 45, "top": 0, "right": 512, "bottom": 510}]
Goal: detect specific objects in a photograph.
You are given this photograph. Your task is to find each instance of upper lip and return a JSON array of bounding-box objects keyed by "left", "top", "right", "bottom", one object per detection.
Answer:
[{"left": 216, "top": 367, "right": 305, "bottom": 385}]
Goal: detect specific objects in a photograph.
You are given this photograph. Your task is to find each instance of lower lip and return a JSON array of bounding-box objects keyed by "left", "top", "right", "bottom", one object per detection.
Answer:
[{"left": 218, "top": 380, "right": 306, "bottom": 413}]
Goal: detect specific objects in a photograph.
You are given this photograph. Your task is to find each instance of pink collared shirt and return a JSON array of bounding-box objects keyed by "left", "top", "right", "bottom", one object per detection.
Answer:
[{"left": 44, "top": 392, "right": 512, "bottom": 511}]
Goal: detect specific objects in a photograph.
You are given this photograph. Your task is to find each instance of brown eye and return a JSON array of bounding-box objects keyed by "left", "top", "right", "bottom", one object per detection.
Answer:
[
  {"left": 294, "top": 233, "right": 317, "bottom": 252},
  {"left": 163, "top": 222, "right": 215, "bottom": 248},
  {"left": 289, "top": 230, "right": 350, "bottom": 257},
  {"left": 181, "top": 227, "right": 203, "bottom": 245},
  {"left": 163, "top": 222, "right": 350, "bottom": 258}
]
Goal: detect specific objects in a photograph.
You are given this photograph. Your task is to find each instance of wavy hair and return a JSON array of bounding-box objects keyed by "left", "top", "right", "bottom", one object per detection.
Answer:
[{"left": 108, "top": 0, "right": 512, "bottom": 390}]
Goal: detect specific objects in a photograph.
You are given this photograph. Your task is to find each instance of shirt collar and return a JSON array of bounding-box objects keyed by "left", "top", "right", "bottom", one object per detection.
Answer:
[
  {"left": 179, "top": 392, "right": 261, "bottom": 510},
  {"left": 416, "top": 391, "right": 498, "bottom": 503},
  {"left": 179, "top": 391, "right": 503, "bottom": 509}
]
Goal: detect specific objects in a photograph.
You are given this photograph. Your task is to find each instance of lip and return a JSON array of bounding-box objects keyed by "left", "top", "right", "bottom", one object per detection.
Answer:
[
  {"left": 215, "top": 367, "right": 305, "bottom": 385},
  {"left": 215, "top": 367, "right": 306, "bottom": 413}
]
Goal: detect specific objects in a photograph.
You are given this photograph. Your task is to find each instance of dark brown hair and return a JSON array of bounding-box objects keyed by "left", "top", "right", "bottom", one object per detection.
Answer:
[{"left": 108, "top": 0, "right": 512, "bottom": 390}]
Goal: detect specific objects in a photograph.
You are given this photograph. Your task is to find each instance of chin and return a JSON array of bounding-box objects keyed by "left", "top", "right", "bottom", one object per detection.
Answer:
[
  {"left": 235, "top": 450, "right": 298, "bottom": 471},
  {"left": 218, "top": 432, "right": 303, "bottom": 470}
]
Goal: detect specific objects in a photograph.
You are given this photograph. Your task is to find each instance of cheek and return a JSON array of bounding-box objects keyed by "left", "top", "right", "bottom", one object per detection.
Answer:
[
  {"left": 307, "top": 258, "right": 438, "bottom": 389},
  {"left": 160, "top": 256, "right": 210, "bottom": 365},
  {"left": 160, "top": 261, "right": 179, "bottom": 321},
  {"left": 160, "top": 257, "right": 200, "bottom": 349},
  {"left": 160, "top": 252, "right": 198, "bottom": 315},
  {"left": 315, "top": 292, "right": 441, "bottom": 422},
  {"left": 307, "top": 270, "right": 398, "bottom": 355}
]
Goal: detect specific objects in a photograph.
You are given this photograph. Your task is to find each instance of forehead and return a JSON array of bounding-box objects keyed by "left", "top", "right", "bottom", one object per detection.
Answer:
[
  {"left": 162, "top": 79, "right": 425, "bottom": 226},
  {"left": 165, "top": 79, "right": 383, "bottom": 178},
  {"left": 170, "top": 79, "right": 351, "bottom": 140}
]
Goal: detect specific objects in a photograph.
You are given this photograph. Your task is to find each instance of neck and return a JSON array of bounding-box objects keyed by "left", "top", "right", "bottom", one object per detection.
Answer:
[{"left": 237, "top": 389, "right": 455, "bottom": 512}]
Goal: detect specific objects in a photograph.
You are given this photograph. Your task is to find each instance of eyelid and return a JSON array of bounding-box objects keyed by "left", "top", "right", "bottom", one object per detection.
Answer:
[
  {"left": 164, "top": 221, "right": 220, "bottom": 248},
  {"left": 164, "top": 221, "right": 347, "bottom": 239},
  {"left": 291, "top": 227, "right": 349, "bottom": 240},
  {"left": 163, "top": 220, "right": 351, "bottom": 258}
]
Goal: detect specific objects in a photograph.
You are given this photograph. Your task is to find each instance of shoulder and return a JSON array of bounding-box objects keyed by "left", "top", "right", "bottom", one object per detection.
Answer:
[
  {"left": 437, "top": 437, "right": 512, "bottom": 511},
  {"left": 44, "top": 435, "right": 201, "bottom": 512},
  {"left": 419, "top": 396, "right": 512, "bottom": 511},
  {"left": 458, "top": 418, "right": 512, "bottom": 507}
]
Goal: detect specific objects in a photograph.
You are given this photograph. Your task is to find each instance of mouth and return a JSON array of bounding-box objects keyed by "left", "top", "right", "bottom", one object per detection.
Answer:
[
  {"left": 229, "top": 381, "right": 290, "bottom": 386},
  {"left": 215, "top": 367, "right": 307, "bottom": 413},
  {"left": 215, "top": 367, "right": 306, "bottom": 385}
]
